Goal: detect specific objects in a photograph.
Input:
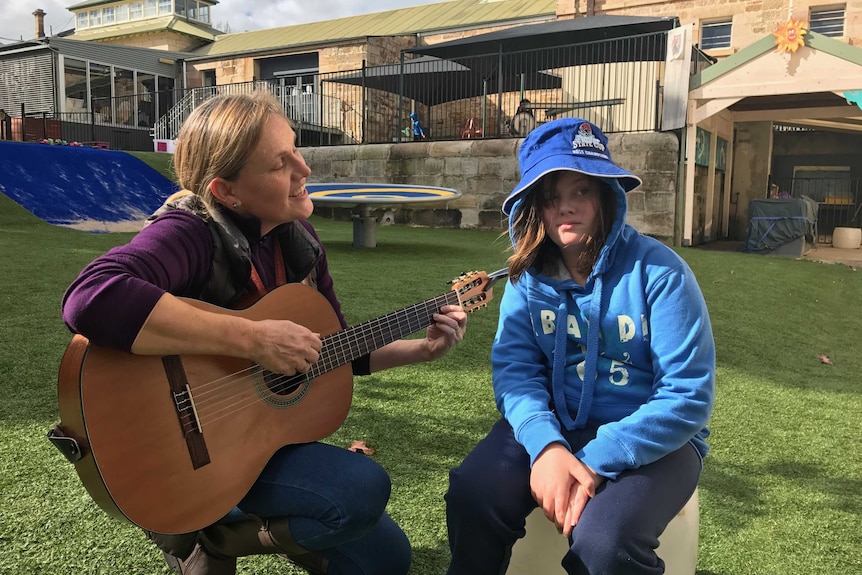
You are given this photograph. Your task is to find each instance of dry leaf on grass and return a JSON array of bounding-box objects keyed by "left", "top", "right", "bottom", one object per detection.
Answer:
[
  {"left": 348, "top": 440, "right": 376, "bottom": 455},
  {"left": 817, "top": 354, "right": 833, "bottom": 365}
]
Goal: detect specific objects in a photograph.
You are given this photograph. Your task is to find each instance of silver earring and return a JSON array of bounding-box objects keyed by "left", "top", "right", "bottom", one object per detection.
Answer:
[{"left": 232, "top": 201, "right": 240, "bottom": 208}]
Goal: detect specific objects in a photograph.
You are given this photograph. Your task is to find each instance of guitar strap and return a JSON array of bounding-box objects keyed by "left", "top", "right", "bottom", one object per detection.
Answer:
[{"left": 241, "top": 240, "right": 287, "bottom": 308}]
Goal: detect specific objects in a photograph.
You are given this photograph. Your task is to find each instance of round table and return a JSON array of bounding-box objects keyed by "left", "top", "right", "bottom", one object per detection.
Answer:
[{"left": 307, "top": 183, "right": 462, "bottom": 247}]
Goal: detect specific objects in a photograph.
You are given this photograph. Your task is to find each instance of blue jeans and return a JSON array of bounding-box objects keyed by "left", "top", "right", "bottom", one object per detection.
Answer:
[
  {"left": 445, "top": 419, "right": 701, "bottom": 575},
  {"left": 221, "top": 442, "right": 411, "bottom": 575}
]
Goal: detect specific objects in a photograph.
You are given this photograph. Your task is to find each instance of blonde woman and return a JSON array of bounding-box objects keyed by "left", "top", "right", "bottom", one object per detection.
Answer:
[{"left": 62, "top": 92, "right": 467, "bottom": 575}]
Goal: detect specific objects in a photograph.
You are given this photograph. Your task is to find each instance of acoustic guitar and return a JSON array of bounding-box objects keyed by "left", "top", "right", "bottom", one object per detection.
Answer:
[{"left": 49, "top": 269, "right": 507, "bottom": 535}]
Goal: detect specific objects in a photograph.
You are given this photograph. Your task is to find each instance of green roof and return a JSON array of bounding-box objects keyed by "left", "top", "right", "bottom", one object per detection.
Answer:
[{"left": 191, "top": 0, "right": 556, "bottom": 59}]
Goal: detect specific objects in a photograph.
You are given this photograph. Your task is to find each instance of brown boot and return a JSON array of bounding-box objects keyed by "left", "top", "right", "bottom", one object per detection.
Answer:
[
  {"left": 200, "top": 515, "right": 329, "bottom": 575},
  {"left": 161, "top": 545, "right": 237, "bottom": 575}
]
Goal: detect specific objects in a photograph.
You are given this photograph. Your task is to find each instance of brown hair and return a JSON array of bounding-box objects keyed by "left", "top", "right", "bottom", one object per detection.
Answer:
[
  {"left": 172, "top": 92, "right": 286, "bottom": 209},
  {"left": 506, "top": 172, "right": 617, "bottom": 282}
]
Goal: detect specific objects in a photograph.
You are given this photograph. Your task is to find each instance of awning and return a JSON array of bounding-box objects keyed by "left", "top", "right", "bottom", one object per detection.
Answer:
[
  {"left": 323, "top": 55, "right": 561, "bottom": 106},
  {"left": 405, "top": 15, "right": 678, "bottom": 60}
]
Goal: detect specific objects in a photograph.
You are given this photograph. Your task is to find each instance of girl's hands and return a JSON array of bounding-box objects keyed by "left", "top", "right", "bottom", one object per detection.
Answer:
[{"left": 530, "top": 443, "right": 605, "bottom": 537}]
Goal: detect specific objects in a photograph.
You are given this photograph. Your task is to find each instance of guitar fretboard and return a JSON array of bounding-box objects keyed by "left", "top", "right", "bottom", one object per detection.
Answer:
[{"left": 312, "top": 290, "right": 461, "bottom": 376}]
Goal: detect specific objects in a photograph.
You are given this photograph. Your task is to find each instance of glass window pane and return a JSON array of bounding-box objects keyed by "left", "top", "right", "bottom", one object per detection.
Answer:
[
  {"left": 103, "top": 7, "right": 114, "bottom": 25},
  {"left": 175, "top": 0, "right": 186, "bottom": 17},
  {"left": 701, "top": 20, "right": 732, "bottom": 49},
  {"left": 157, "top": 76, "right": 175, "bottom": 121},
  {"left": 64, "top": 58, "right": 88, "bottom": 113},
  {"left": 159, "top": 0, "right": 172, "bottom": 15},
  {"left": 137, "top": 72, "right": 155, "bottom": 127},
  {"left": 89, "top": 9, "right": 102, "bottom": 26},
  {"left": 76, "top": 12, "right": 88, "bottom": 29},
  {"left": 809, "top": 6, "right": 844, "bottom": 37},
  {"left": 116, "top": 4, "right": 129, "bottom": 22},
  {"left": 130, "top": 2, "right": 143, "bottom": 20},
  {"left": 115, "top": 68, "right": 135, "bottom": 125},
  {"left": 90, "top": 63, "right": 111, "bottom": 122},
  {"left": 198, "top": 4, "right": 209, "bottom": 23},
  {"left": 144, "top": 0, "right": 158, "bottom": 18}
]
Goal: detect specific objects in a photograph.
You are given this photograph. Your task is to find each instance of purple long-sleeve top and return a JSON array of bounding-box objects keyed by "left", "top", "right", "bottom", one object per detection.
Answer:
[{"left": 62, "top": 210, "right": 348, "bottom": 353}]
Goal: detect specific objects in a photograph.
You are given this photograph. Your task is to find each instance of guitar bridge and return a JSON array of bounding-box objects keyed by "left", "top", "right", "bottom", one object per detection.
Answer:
[{"left": 162, "top": 355, "right": 211, "bottom": 469}]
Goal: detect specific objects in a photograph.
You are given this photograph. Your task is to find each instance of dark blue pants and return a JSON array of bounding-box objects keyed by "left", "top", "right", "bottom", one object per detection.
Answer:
[
  {"left": 445, "top": 419, "right": 701, "bottom": 575},
  {"left": 223, "top": 442, "right": 411, "bottom": 575}
]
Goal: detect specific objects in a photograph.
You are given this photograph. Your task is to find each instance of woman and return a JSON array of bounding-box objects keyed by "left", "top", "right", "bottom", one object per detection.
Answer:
[
  {"left": 445, "top": 118, "right": 714, "bottom": 574},
  {"left": 62, "top": 92, "right": 467, "bottom": 575}
]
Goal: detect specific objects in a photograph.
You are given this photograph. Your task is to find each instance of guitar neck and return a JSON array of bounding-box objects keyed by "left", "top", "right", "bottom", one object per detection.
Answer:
[{"left": 313, "top": 290, "right": 460, "bottom": 375}]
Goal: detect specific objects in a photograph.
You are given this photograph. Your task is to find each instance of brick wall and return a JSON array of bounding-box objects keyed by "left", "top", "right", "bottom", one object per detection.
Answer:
[{"left": 302, "top": 131, "right": 679, "bottom": 242}]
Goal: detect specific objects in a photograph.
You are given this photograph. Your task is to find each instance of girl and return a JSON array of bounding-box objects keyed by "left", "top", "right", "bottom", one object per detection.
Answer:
[{"left": 445, "top": 118, "right": 715, "bottom": 575}]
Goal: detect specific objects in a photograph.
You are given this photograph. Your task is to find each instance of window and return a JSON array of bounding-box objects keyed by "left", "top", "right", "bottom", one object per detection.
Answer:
[
  {"left": 700, "top": 19, "right": 732, "bottom": 50},
  {"left": 76, "top": 12, "right": 88, "bottom": 29},
  {"left": 130, "top": 2, "right": 143, "bottom": 20},
  {"left": 198, "top": 4, "right": 210, "bottom": 23},
  {"left": 809, "top": 5, "right": 845, "bottom": 37},
  {"left": 89, "top": 9, "right": 102, "bottom": 27},
  {"left": 116, "top": 4, "right": 129, "bottom": 22},
  {"left": 103, "top": 6, "right": 114, "bottom": 25},
  {"left": 159, "top": 0, "right": 172, "bottom": 15},
  {"left": 63, "top": 58, "right": 88, "bottom": 112},
  {"left": 144, "top": 0, "right": 158, "bottom": 18}
]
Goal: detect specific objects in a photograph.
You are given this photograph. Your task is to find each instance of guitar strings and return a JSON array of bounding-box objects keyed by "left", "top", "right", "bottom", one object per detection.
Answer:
[{"left": 175, "top": 292, "right": 461, "bottom": 432}]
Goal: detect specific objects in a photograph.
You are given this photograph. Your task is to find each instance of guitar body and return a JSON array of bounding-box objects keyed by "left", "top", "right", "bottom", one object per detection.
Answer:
[{"left": 56, "top": 284, "right": 351, "bottom": 534}]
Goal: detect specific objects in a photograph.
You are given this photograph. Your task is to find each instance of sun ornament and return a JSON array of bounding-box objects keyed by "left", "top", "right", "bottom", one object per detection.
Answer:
[{"left": 773, "top": 18, "right": 807, "bottom": 54}]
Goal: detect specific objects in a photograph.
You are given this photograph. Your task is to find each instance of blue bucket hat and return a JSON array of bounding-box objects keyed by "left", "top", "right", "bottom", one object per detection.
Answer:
[{"left": 502, "top": 117, "right": 642, "bottom": 216}]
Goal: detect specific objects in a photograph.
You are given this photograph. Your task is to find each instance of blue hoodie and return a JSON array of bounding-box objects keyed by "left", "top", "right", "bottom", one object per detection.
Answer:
[{"left": 492, "top": 177, "right": 715, "bottom": 480}]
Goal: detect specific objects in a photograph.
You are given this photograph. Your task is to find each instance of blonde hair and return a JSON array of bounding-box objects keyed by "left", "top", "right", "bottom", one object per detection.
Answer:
[
  {"left": 506, "top": 173, "right": 616, "bottom": 282},
  {"left": 172, "top": 92, "right": 286, "bottom": 209}
]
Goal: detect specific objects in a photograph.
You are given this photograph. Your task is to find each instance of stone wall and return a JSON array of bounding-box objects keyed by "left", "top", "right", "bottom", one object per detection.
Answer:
[{"left": 302, "top": 131, "right": 680, "bottom": 242}]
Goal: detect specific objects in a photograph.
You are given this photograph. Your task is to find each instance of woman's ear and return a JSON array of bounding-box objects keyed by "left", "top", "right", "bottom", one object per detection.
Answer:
[{"left": 209, "top": 177, "right": 237, "bottom": 208}]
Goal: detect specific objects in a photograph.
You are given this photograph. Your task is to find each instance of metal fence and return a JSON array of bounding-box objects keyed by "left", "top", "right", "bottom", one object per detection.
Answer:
[
  {"left": 151, "top": 81, "right": 361, "bottom": 147},
  {"left": 1, "top": 99, "right": 156, "bottom": 151},
  {"left": 319, "top": 30, "right": 676, "bottom": 144},
  {"left": 771, "top": 176, "right": 862, "bottom": 243}
]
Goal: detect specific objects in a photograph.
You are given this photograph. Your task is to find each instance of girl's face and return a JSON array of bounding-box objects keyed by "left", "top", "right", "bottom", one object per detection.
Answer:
[
  {"left": 540, "top": 171, "right": 602, "bottom": 253},
  {"left": 227, "top": 114, "right": 313, "bottom": 234}
]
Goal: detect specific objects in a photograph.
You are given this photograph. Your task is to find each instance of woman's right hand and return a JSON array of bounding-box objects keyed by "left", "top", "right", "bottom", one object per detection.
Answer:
[{"left": 249, "top": 319, "right": 322, "bottom": 375}]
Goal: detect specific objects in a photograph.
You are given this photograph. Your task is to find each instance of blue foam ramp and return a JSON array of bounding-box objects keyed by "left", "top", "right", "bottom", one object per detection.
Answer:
[{"left": 0, "top": 141, "right": 178, "bottom": 231}]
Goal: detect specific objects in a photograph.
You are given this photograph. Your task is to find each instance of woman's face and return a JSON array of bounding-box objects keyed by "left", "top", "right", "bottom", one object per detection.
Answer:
[
  {"left": 540, "top": 171, "right": 602, "bottom": 253},
  {"left": 228, "top": 114, "right": 313, "bottom": 234}
]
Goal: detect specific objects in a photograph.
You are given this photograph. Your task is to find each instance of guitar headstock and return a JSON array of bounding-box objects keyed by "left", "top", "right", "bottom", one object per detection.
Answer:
[{"left": 450, "top": 268, "right": 508, "bottom": 313}]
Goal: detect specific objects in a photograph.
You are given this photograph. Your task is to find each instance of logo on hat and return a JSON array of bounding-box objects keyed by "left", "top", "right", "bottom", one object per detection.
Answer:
[{"left": 572, "top": 122, "right": 609, "bottom": 159}]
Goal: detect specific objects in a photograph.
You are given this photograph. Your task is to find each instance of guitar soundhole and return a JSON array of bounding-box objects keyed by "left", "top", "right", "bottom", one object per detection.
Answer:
[{"left": 253, "top": 367, "right": 312, "bottom": 408}]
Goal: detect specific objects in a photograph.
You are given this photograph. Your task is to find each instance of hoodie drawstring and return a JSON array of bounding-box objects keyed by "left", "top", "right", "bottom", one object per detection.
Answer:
[
  {"left": 552, "top": 299, "right": 577, "bottom": 430},
  {"left": 574, "top": 276, "right": 602, "bottom": 428},
  {"left": 552, "top": 277, "right": 603, "bottom": 431}
]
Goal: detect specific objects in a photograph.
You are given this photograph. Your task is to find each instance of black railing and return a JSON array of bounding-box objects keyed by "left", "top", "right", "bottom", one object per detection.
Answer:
[
  {"left": 771, "top": 177, "right": 862, "bottom": 243},
  {"left": 320, "top": 30, "right": 671, "bottom": 144}
]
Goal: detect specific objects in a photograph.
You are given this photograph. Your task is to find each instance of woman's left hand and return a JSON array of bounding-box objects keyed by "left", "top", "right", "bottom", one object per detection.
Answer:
[{"left": 424, "top": 304, "right": 467, "bottom": 360}]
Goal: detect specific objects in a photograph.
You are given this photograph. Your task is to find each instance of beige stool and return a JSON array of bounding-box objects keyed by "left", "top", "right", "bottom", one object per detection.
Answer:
[
  {"left": 507, "top": 488, "right": 699, "bottom": 575},
  {"left": 832, "top": 227, "right": 862, "bottom": 249}
]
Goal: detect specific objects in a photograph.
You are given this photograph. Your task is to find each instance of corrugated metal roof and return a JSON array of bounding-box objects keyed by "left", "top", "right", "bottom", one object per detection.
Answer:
[
  {"left": 192, "top": 0, "right": 556, "bottom": 59},
  {"left": 70, "top": 15, "right": 218, "bottom": 42}
]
